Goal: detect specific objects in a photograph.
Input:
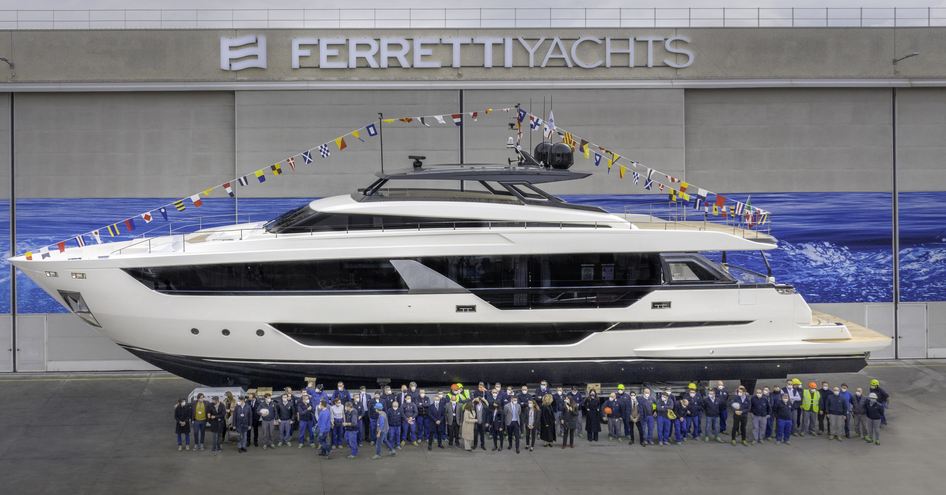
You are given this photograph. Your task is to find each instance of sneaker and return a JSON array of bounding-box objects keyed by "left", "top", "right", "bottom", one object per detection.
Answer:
[
  {"left": 372, "top": 454, "right": 381, "bottom": 460},
  {"left": 731, "top": 439, "right": 737, "bottom": 445},
  {"left": 715, "top": 436, "right": 723, "bottom": 443},
  {"left": 185, "top": 446, "right": 190, "bottom": 451},
  {"left": 298, "top": 443, "right": 304, "bottom": 449},
  {"left": 874, "top": 440, "right": 880, "bottom": 445},
  {"left": 347, "top": 455, "right": 356, "bottom": 459},
  {"left": 784, "top": 441, "right": 791, "bottom": 445},
  {"left": 864, "top": 436, "right": 873, "bottom": 443},
  {"left": 741, "top": 440, "right": 748, "bottom": 446},
  {"left": 177, "top": 445, "right": 183, "bottom": 451},
  {"left": 390, "top": 451, "right": 397, "bottom": 456}
]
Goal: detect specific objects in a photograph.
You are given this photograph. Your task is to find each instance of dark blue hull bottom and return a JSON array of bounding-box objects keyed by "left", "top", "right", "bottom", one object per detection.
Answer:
[{"left": 122, "top": 345, "right": 870, "bottom": 389}]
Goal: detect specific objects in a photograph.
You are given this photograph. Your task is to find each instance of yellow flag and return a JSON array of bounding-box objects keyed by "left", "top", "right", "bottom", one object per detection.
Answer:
[
  {"left": 670, "top": 190, "right": 677, "bottom": 201},
  {"left": 680, "top": 181, "right": 689, "bottom": 193},
  {"left": 619, "top": 165, "right": 627, "bottom": 179},
  {"left": 681, "top": 192, "right": 690, "bottom": 201},
  {"left": 382, "top": 118, "right": 395, "bottom": 124},
  {"left": 335, "top": 137, "right": 347, "bottom": 151},
  {"left": 202, "top": 187, "right": 214, "bottom": 196},
  {"left": 712, "top": 204, "right": 720, "bottom": 216},
  {"left": 582, "top": 143, "right": 590, "bottom": 159},
  {"left": 352, "top": 129, "right": 361, "bottom": 140}
]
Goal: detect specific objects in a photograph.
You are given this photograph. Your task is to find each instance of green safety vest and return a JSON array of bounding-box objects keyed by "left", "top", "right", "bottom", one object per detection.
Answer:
[{"left": 801, "top": 389, "right": 820, "bottom": 412}]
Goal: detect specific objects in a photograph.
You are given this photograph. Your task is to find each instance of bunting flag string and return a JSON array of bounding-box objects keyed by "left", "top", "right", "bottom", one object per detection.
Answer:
[
  {"left": 25, "top": 105, "right": 517, "bottom": 259},
  {"left": 512, "top": 106, "right": 770, "bottom": 228}
]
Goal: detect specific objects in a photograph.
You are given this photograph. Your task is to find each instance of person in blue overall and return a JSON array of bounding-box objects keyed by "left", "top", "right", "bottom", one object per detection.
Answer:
[
  {"left": 655, "top": 391, "right": 673, "bottom": 446},
  {"left": 386, "top": 401, "right": 404, "bottom": 451},
  {"left": 317, "top": 401, "right": 333, "bottom": 457},
  {"left": 637, "top": 388, "right": 656, "bottom": 446},
  {"left": 373, "top": 403, "right": 397, "bottom": 458},
  {"left": 296, "top": 395, "right": 316, "bottom": 448},
  {"left": 343, "top": 401, "right": 360, "bottom": 458}
]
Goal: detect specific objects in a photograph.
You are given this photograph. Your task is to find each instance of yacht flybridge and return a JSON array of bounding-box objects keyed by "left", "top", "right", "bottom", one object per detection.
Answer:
[{"left": 9, "top": 148, "right": 890, "bottom": 387}]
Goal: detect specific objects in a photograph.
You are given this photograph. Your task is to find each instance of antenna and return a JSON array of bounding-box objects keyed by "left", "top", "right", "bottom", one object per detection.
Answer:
[{"left": 377, "top": 112, "right": 385, "bottom": 174}]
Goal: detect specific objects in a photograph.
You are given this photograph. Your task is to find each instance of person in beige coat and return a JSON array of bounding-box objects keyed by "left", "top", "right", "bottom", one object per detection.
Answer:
[{"left": 461, "top": 401, "right": 477, "bottom": 451}]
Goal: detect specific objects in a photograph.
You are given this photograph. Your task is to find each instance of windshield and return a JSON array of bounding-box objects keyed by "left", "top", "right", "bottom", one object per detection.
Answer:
[{"left": 262, "top": 203, "right": 312, "bottom": 233}]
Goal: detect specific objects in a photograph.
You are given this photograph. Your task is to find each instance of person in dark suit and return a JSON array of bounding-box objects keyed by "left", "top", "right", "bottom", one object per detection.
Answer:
[
  {"left": 583, "top": 390, "right": 602, "bottom": 442},
  {"left": 246, "top": 392, "right": 259, "bottom": 447},
  {"left": 174, "top": 398, "right": 192, "bottom": 451},
  {"left": 233, "top": 396, "right": 252, "bottom": 453},
  {"left": 427, "top": 391, "right": 445, "bottom": 450},
  {"left": 471, "top": 397, "right": 487, "bottom": 450},
  {"left": 445, "top": 396, "right": 461, "bottom": 447},
  {"left": 489, "top": 401, "right": 505, "bottom": 451},
  {"left": 503, "top": 396, "right": 522, "bottom": 453}
]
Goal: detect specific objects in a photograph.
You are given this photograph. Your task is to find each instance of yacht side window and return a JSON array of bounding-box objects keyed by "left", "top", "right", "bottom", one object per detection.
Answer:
[{"left": 668, "top": 261, "right": 722, "bottom": 283}]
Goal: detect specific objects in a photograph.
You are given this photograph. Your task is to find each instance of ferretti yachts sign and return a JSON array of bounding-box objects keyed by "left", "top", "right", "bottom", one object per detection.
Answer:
[{"left": 219, "top": 34, "right": 694, "bottom": 71}]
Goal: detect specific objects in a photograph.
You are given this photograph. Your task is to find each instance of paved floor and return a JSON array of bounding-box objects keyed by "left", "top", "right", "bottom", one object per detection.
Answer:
[{"left": 0, "top": 361, "right": 943, "bottom": 495}]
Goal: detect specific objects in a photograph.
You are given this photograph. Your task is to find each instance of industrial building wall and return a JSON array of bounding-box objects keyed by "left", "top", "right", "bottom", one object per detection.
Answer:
[{"left": 2, "top": 87, "right": 945, "bottom": 372}]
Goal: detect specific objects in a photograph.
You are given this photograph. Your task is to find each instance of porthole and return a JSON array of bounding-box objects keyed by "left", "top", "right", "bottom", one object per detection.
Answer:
[
  {"left": 256, "top": 329, "right": 265, "bottom": 337},
  {"left": 190, "top": 328, "right": 199, "bottom": 335},
  {"left": 222, "top": 329, "right": 231, "bottom": 336}
]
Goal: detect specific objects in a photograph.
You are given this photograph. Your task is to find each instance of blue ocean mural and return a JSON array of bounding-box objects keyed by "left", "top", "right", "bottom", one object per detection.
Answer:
[{"left": 4, "top": 192, "right": 944, "bottom": 313}]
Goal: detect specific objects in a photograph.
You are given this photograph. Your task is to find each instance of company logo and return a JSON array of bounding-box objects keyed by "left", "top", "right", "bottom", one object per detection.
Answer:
[{"left": 220, "top": 34, "right": 267, "bottom": 71}]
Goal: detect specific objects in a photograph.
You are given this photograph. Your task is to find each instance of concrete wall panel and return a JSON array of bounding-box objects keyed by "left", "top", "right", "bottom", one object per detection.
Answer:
[
  {"left": 14, "top": 92, "right": 235, "bottom": 198},
  {"left": 44, "top": 314, "right": 156, "bottom": 371},
  {"left": 685, "top": 88, "right": 892, "bottom": 193},
  {"left": 896, "top": 88, "right": 946, "bottom": 192}
]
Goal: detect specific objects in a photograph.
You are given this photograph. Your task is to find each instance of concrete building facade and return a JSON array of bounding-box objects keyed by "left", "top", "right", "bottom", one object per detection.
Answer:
[{"left": 1, "top": 26, "right": 945, "bottom": 373}]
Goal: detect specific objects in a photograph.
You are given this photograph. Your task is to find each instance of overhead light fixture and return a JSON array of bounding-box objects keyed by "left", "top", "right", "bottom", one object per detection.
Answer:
[{"left": 893, "top": 51, "right": 919, "bottom": 65}]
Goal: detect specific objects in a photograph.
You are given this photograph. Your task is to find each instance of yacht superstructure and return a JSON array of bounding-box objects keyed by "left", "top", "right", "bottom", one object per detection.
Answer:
[{"left": 9, "top": 154, "right": 890, "bottom": 387}]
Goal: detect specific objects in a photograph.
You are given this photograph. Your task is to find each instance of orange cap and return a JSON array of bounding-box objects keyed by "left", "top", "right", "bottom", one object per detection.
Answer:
[
  {"left": 808, "top": 381, "right": 817, "bottom": 389},
  {"left": 450, "top": 384, "right": 459, "bottom": 392}
]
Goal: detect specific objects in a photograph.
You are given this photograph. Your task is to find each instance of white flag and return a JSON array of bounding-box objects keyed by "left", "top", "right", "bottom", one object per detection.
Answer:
[{"left": 543, "top": 110, "right": 555, "bottom": 140}]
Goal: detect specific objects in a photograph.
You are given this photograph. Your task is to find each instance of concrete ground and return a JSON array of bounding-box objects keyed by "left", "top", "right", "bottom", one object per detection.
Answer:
[{"left": 0, "top": 361, "right": 943, "bottom": 495}]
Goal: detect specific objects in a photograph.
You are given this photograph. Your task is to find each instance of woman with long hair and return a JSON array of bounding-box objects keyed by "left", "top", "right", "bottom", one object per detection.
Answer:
[
  {"left": 583, "top": 390, "right": 602, "bottom": 442},
  {"left": 539, "top": 394, "right": 557, "bottom": 447}
]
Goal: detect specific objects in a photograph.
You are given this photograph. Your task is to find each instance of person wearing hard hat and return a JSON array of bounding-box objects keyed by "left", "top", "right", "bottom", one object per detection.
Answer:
[
  {"left": 868, "top": 379, "right": 890, "bottom": 426},
  {"left": 864, "top": 392, "right": 883, "bottom": 445},
  {"left": 616, "top": 384, "right": 633, "bottom": 440},
  {"left": 681, "top": 382, "right": 704, "bottom": 440},
  {"left": 455, "top": 383, "right": 471, "bottom": 404},
  {"left": 372, "top": 402, "right": 396, "bottom": 459},
  {"left": 800, "top": 381, "right": 821, "bottom": 436}
]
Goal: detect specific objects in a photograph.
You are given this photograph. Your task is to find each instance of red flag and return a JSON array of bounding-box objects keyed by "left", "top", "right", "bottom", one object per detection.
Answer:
[
  {"left": 57, "top": 241, "right": 66, "bottom": 253},
  {"left": 715, "top": 194, "right": 726, "bottom": 207},
  {"left": 124, "top": 218, "right": 136, "bottom": 232}
]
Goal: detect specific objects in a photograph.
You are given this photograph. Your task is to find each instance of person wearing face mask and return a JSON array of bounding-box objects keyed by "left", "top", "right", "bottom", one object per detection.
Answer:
[
  {"left": 331, "top": 398, "right": 346, "bottom": 449},
  {"left": 672, "top": 397, "right": 690, "bottom": 444},
  {"left": 567, "top": 386, "right": 585, "bottom": 437},
  {"left": 838, "top": 383, "right": 854, "bottom": 438},
  {"left": 730, "top": 386, "right": 751, "bottom": 446},
  {"left": 207, "top": 396, "right": 227, "bottom": 454},
  {"left": 246, "top": 392, "right": 259, "bottom": 448},
  {"left": 552, "top": 387, "right": 565, "bottom": 437},
  {"left": 333, "top": 381, "right": 351, "bottom": 404},
  {"left": 560, "top": 397, "right": 578, "bottom": 449},
  {"left": 428, "top": 391, "right": 446, "bottom": 450},
  {"left": 257, "top": 393, "right": 276, "bottom": 449},
  {"left": 503, "top": 396, "right": 522, "bottom": 453},
  {"left": 654, "top": 391, "right": 673, "bottom": 446},
  {"left": 784, "top": 378, "right": 803, "bottom": 433},
  {"left": 715, "top": 381, "right": 730, "bottom": 434},
  {"left": 233, "top": 396, "right": 252, "bottom": 453},
  {"left": 539, "top": 394, "right": 557, "bottom": 448},
  {"left": 190, "top": 393, "right": 209, "bottom": 452},
  {"left": 801, "top": 381, "right": 821, "bottom": 437},
  {"left": 851, "top": 387, "right": 869, "bottom": 440},
  {"left": 680, "top": 383, "right": 703, "bottom": 440},
  {"left": 868, "top": 379, "right": 889, "bottom": 426},
  {"left": 401, "top": 395, "right": 419, "bottom": 446},
  {"left": 825, "top": 386, "right": 847, "bottom": 441},
  {"left": 605, "top": 392, "right": 622, "bottom": 441},
  {"left": 445, "top": 395, "right": 460, "bottom": 447},
  {"left": 351, "top": 392, "right": 365, "bottom": 446},
  {"left": 472, "top": 397, "right": 488, "bottom": 450},
  {"left": 357, "top": 386, "right": 370, "bottom": 442},
  {"left": 864, "top": 392, "right": 883, "bottom": 445},
  {"left": 415, "top": 389, "right": 430, "bottom": 446},
  {"left": 626, "top": 392, "right": 643, "bottom": 446},
  {"left": 275, "top": 394, "right": 295, "bottom": 447},
  {"left": 296, "top": 395, "right": 316, "bottom": 449},
  {"left": 763, "top": 387, "right": 776, "bottom": 441},
  {"left": 387, "top": 401, "right": 404, "bottom": 450},
  {"left": 317, "top": 400, "right": 333, "bottom": 457},
  {"left": 773, "top": 393, "right": 794, "bottom": 444},
  {"left": 536, "top": 380, "right": 550, "bottom": 400},
  {"left": 368, "top": 392, "right": 384, "bottom": 444},
  {"left": 174, "top": 398, "right": 192, "bottom": 451},
  {"left": 818, "top": 381, "right": 831, "bottom": 436},
  {"left": 749, "top": 388, "right": 770, "bottom": 445},
  {"left": 461, "top": 400, "right": 477, "bottom": 451},
  {"left": 343, "top": 401, "right": 360, "bottom": 459},
  {"left": 381, "top": 386, "right": 395, "bottom": 409},
  {"left": 615, "top": 385, "right": 632, "bottom": 441},
  {"left": 489, "top": 401, "right": 505, "bottom": 451},
  {"left": 583, "top": 390, "right": 602, "bottom": 442},
  {"left": 524, "top": 399, "right": 540, "bottom": 451},
  {"left": 517, "top": 385, "right": 534, "bottom": 412},
  {"left": 474, "top": 382, "right": 487, "bottom": 400},
  {"left": 702, "top": 389, "right": 722, "bottom": 443},
  {"left": 637, "top": 388, "right": 656, "bottom": 446}
]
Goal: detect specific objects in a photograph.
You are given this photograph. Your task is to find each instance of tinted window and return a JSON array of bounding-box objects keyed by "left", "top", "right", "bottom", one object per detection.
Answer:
[
  {"left": 668, "top": 261, "right": 723, "bottom": 282},
  {"left": 124, "top": 259, "right": 407, "bottom": 293}
]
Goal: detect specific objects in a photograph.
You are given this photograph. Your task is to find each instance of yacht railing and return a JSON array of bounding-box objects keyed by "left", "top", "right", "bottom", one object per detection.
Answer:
[
  {"left": 107, "top": 208, "right": 773, "bottom": 257},
  {"left": 622, "top": 202, "right": 773, "bottom": 242}
]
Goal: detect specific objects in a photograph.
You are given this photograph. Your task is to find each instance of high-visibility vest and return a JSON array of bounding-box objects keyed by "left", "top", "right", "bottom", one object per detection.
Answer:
[{"left": 801, "top": 389, "right": 821, "bottom": 412}]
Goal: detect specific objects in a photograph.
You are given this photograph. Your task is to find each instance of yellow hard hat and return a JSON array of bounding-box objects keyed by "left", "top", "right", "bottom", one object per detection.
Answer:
[
  {"left": 456, "top": 383, "right": 464, "bottom": 389},
  {"left": 791, "top": 378, "right": 802, "bottom": 385},
  {"left": 617, "top": 384, "right": 625, "bottom": 390},
  {"left": 688, "top": 383, "right": 697, "bottom": 390},
  {"left": 870, "top": 379, "right": 879, "bottom": 386}
]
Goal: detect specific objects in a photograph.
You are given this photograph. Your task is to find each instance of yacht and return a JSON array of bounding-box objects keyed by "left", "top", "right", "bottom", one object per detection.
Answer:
[{"left": 9, "top": 147, "right": 890, "bottom": 387}]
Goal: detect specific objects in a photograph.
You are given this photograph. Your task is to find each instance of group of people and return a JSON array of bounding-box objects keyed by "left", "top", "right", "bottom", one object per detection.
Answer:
[{"left": 172, "top": 377, "right": 891, "bottom": 459}]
